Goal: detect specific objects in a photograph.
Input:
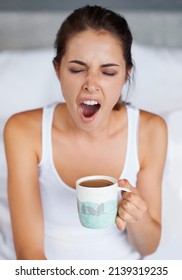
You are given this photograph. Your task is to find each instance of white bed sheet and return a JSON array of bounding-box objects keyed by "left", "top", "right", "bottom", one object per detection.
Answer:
[{"left": 0, "top": 44, "right": 182, "bottom": 259}]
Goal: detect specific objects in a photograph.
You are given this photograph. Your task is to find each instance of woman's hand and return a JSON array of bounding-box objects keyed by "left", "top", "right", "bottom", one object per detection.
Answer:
[{"left": 116, "top": 179, "right": 148, "bottom": 231}]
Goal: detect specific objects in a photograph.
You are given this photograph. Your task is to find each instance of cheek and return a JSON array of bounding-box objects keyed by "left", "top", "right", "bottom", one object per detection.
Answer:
[
  {"left": 61, "top": 71, "right": 83, "bottom": 89},
  {"left": 60, "top": 77, "right": 77, "bottom": 101},
  {"left": 106, "top": 82, "right": 124, "bottom": 108},
  {"left": 107, "top": 80, "right": 124, "bottom": 99}
]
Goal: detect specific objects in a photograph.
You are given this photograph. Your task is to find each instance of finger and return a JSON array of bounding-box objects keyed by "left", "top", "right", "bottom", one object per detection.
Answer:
[
  {"left": 118, "top": 179, "right": 137, "bottom": 193},
  {"left": 121, "top": 191, "right": 140, "bottom": 208},
  {"left": 122, "top": 192, "right": 148, "bottom": 213},
  {"left": 118, "top": 198, "right": 147, "bottom": 222},
  {"left": 115, "top": 216, "right": 126, "bottom": 231},
  {"left": 118, "top": 202, "right": 138, "bottom": 222}
]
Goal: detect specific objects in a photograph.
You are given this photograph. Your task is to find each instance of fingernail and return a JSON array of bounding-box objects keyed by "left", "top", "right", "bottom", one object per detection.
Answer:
[{"left": 120, "top": 179, "right": 125, "bottom": 185}]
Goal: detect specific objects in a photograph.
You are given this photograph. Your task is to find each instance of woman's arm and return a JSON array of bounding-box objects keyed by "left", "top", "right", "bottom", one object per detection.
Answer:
[
  {"left": 4, "top": 112, "right": 46, "bottom": 260},
  {"left": 116, "top": 113, "right": 168, "bottom": 257}
]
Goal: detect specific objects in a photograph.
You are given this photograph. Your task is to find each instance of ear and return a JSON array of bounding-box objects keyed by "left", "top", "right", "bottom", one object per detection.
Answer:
[
  {"left": 52, "top": 59, "right": 60, "bottom": 80},
  {"left": 125, "top": 66, "right": 133, "bottom": 83},
  {"left": 128, "top": 66, "right": 132, "bottom": 76}
]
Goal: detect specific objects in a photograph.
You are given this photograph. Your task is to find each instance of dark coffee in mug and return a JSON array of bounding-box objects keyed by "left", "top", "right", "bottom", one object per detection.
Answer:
[
  {"left": 80, "top": 179, "right": 113, "bottom": 188},
  {"left": 76, "top": 175, "right": 131, "bottom": 228}
]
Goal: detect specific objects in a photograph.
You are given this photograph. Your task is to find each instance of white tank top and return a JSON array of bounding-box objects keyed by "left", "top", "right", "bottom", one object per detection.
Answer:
[{"left": 38, "top": 103, "right": 140, "bottom": 259}]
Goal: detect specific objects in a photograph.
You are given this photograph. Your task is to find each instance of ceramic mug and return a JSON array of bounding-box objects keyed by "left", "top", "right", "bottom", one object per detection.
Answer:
[{"left": 76, "top": 175, "right": 131, "bottom": 229}]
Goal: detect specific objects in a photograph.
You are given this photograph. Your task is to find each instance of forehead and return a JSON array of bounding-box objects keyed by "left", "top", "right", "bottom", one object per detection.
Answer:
[{"left": 64, "top": 29, "right": 124, "bottom": 61}]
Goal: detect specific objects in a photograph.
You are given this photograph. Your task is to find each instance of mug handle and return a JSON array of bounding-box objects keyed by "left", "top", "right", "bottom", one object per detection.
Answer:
[{"left": 117, "top": 186, "right": 131, "bottom": 193}]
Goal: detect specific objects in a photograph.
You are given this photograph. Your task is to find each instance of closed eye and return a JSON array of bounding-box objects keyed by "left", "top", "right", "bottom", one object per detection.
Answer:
[
  {"left": 69, "top": 69, "right": 85, "bottom": 74},
  {"left": 103, "top": 72, "right": 117, "bottom": 76},
  {"left": 101, "top": 63, "right": 119, "bottom": 76}
]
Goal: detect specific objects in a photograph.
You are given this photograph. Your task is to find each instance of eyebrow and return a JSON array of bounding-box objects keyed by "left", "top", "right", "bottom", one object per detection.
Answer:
[
  {"left": 68, "top": 60, "right": 120, "bottom": 67},
  {"left": 101, "top": 63, "right": 120, "bottom": 68},
  {"left": 68, "top": 60, "right": 87, "bottom": 66}
]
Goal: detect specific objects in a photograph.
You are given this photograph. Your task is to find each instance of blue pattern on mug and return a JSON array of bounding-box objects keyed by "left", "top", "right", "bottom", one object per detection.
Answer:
[{"left": 77, "top": 199, "right": 117, "bottom": 228}]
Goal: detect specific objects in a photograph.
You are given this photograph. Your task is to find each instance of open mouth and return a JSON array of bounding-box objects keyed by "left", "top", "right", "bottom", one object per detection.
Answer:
[{"left": 79, "top": 100, "right": 101, "bottom": 119}]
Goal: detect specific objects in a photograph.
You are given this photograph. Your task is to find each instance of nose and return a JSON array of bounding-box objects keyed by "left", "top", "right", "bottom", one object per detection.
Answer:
[{"left": 83, "top": 71, "right": 100, "bottom": 93}]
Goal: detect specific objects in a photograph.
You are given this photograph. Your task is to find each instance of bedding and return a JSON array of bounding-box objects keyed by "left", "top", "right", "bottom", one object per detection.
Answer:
[{"left": 0, "top": 43, "right": 182, "bottom": 259}]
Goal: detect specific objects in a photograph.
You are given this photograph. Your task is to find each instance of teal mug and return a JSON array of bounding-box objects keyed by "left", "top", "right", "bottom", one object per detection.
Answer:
[{"left": 76, "top": 175, "right": 131, "bottom": 229}]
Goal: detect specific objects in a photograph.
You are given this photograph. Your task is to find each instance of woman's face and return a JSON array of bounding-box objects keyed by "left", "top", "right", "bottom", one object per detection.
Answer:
[{"left": 56, "top": 29, "right": 127, "bottom": 132}]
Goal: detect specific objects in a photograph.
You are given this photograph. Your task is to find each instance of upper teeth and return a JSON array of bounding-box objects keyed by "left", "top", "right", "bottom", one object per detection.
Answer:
[{"left": 83, "top": 100, "right": 98, "bottom": 105}]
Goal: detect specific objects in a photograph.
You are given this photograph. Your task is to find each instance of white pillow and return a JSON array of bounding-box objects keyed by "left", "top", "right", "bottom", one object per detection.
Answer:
[
  {"left": 126, "top": 43, "right": 182, "bottom": 114},
  {"left": 0, "top": 48, "right": 62, "bottom": 120},
  {"left": 145, "top": 110, "right": 182, "bottom": 259}
]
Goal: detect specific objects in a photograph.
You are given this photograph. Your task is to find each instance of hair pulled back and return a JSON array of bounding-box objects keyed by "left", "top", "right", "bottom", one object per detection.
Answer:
[{"left": 53, "top": 5, "right": 133, "bottom": 110}]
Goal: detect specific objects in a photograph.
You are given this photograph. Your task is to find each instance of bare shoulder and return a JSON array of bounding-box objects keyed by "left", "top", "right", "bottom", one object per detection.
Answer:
[
  {"left": 4, "top": 109, "right": 43, "bottom": 161},
  {"left": 4, "top": 108, "right": 42, "bottom": 137},
  {"left": 139, "top": 110, "right": 168, "bottom": 167},
  {"left": 140, "top": 110, "right": 167, "bottom": 139}
]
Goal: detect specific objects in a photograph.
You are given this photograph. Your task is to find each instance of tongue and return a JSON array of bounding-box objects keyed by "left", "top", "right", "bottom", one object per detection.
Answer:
[{"left": 80, "top": 104, "right": 100, "bottom": 118}]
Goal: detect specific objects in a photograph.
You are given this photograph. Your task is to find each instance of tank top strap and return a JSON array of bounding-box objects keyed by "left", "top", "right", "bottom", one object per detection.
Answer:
[
  {"left": 120, "top": 105, "right": 140, "bottom": 186},
  {"left": 39, "top": 102, "right": 58, "bottom": 166},
  {"left": 127, "top": 105, "right": 139, "bottom": 163}
]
